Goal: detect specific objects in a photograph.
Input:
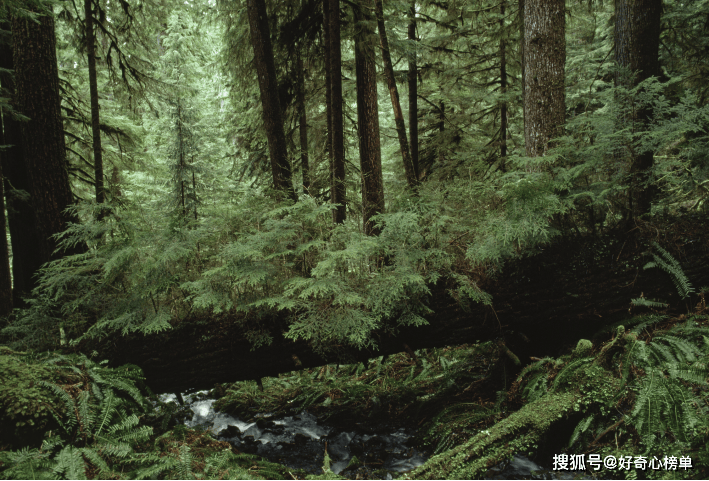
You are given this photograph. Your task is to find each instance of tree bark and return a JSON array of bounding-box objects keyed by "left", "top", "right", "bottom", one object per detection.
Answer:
[
  {"left": 85, "top": 0, "right": 104, "bottom": 209},
  {"left": 12, "top": 12, "right": 83, "bottom": 268},
  {"left": 354, "top": 0, "right": 385, "bottom": 236},
  {"left": 374, "top": 0, "right": 418, "bottom": 189},
  {"left": 329, "top": 0, "right": 346, "bottom": 223},
  {"left": 0, "top": 95, "right": 14, "bottom": 316},
  {"left": 408, "top": 0, "right": 419, "bottom": 181},
  {"left": 297, "top": 55, "right": 310, "bottom": 195},
  {"left": 246, "top": 0, "right": 296, "bottom": 200},
  {"left": 523, "top": 0, "right": 565, "bottom": 159},
  {"left": 499, "top": 0, "right": 508, "bottom": 172},
  {"left": 102, "top": 217, "right": 709, "bottom": 394},
  {"left": 615, "top": 0, "right": 661, "bottom": 220},
  {"left": 323, "top": 0, "right": 334, "bottom": 201},
  {"left": 0, "top": 28, "right": 41, "bottom": 305}
]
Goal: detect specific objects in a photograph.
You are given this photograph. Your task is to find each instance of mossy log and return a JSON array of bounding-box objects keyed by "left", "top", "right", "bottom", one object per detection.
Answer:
[{"left": 98, "top": 215, "right": 709, "bottom": 394}]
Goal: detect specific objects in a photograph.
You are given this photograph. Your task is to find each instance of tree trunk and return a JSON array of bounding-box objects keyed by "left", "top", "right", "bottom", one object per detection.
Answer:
[
  {"left": 0, "top": 28, "right": 41, "bottom": 305},
  {"left": 615, "top": 0, "right": 661, "bottom": 220},
  {"left": 408, "top": 0, "right": 419, "bottom": 181},
  {"left": 518, "top": 0, "right": 525, "bottom": 136},
  {"left": 374, "top": 0, "right": 418, "bottom": 189},
  {"left": 323, "top": 0, "right": 334, "bottom": 201},
  {"left": 100, "top": 215, "right": 709, "bottom": 395},
  {"left": 523, "top": 0, "right": 565, "bottom": 159},
  {"left": 85, "top": 0, "right": 104, "bottom": 209},
  {"left": 0, "top": 101, "right": 14, "bottom": 316},
  {"left": 354, "top": 0, "right": 385, "bottom": 236},
  {"left": 438, "top": 101, "right": 445, "bottom": 165},
  {"left": 329, "top": 0, "right": 346, "bottom": 223},
  {"left": 246, "top": 0, "right": 296, "bottom": 200},
  {"left": 12, "top": 12, "right": 83, "bottom": 267},
  {"left": 297, "top": 55, "right": 310, "bottom": 195},
  {"left": 499, "top": 0, "right": 508, "bottom": 172}
]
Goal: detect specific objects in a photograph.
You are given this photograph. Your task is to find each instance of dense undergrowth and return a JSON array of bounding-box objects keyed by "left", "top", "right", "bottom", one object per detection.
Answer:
[{"left": 3, "top": 289, "right": 709, "bottom": 479}]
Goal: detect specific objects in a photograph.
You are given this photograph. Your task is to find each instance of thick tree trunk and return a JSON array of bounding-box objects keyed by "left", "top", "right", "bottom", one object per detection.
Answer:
[
  {"left": 499, "top": 0, "right": 508, "bottom": 171},
  {"left": 615, "top": 0, "right": 661, "bottom": 220},
  {"left": 85, "top": 0, "right": 104, "bottom": 209},
  {"left": 246, "top": 0, "right": 296, "bottom": 200},
  {"left": 328, "top": 0, "right": 346, "bottom": 223},
  {"left": 354, "top": 0, "right": 385, "bottom": 236},
  {"left": 101, "top": 216, "right": 709, "bottom": 394},
  {"left": 323, "top": 0, "right": 334, "bottom": 201},
  {"left": 297, "top": 55, "right": 310, "bottom": 195},
  {"left": 12, "top": 12, "right": 83, "bottom": 267},
  {"left": 374, "top": 0, "right": 418, "bottom": 189},
  {"left": 523, "top": 0, "right": 565, "bottom": 159},
  {"left": 0, "top": 29, "right": 41, "bottom": 305},
  {"left": 408, "top": 0, "right": 418, "bottom": 181},
  {"left": 518, "top": 0, "right": 524, "bottom": 134}
]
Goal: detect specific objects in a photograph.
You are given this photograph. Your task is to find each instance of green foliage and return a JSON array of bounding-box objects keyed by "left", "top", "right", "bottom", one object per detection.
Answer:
[{"left": 644, "top": 242, "right": 695, "bottom": 299}]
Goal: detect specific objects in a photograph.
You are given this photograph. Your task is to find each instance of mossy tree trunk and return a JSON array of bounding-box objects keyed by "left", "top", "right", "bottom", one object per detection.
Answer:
[{"left": 328, "top": 0, "right": 347, "bottom": 223}]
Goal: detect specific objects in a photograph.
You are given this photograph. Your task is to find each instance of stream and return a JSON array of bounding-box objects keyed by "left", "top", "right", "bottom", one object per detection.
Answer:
[{"left": 160, "top": 391, "right": 587, "bottom": 480}]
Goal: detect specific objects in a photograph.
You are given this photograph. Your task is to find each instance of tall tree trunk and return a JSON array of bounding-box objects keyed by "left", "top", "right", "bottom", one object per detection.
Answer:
[
  {"left": 246, "top": 0, "right": 296, "bottom": 200},
  {"left": 85, "top": 0, "right": 104, "bottom": 210},
  {"left": 518, "top": 0, "right": 525, "bottom": 138},
  {"left": 323, "top": 0, "right": 334, "bottom": 202},
  {"left": 297, "top": 55, "right": 310, "bottom": 195},
  {"left": 499, "top": 0, "right": 508, "bottom": 171},
  {"left": 0, "top": 95, "right": 14, "bottom": 315},
  {"left": 407, "top": 0, "right": 419, "bottom": 181},
  {"left": 329, "top": 0, "right": 346, "bottom": 223},
  {"left": 354, "top": 0, "right": 385, "bottom": 236},
  {"left": 523, "top": 0, "right": 565, "bottom": 159},
  {"left": 615, "top": 0, "right": 661, "bottom": 220},
  {"left": 374, "top": 0, "right": 418, "bottom": 189},
  {"left": 12, "top": 12, "right": 83, "bottom": 267},
  {"left": 0, "top": 28, "right": 41, "bottom": 305}
]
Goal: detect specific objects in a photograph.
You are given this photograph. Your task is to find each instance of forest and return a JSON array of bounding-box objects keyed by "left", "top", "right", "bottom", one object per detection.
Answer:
[{"left": 1, "top": 0, "right": 709, "bottom": 477}]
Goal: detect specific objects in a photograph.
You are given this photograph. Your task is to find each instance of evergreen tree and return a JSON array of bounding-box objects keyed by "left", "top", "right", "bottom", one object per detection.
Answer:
[
  {"left": 523, "top": 0, "right": 565, "bottom": 159},
  {"left": 354, "top": 0, "right": 384, "bottom": 235}
]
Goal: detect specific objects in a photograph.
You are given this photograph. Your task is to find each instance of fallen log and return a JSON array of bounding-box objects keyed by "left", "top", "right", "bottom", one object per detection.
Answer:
[{"left": 98, "top": 214, "right": 709, "bottom": 394}]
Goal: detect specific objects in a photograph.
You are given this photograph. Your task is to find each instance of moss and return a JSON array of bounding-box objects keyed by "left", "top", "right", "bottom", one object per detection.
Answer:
[
  {"left": 0, "top": 348, "right": 63, "bottom": 449},
  {"left": 572, "top": 339, "right": 593, "bottom": 358},
  {"left": 406, "top": 391, "right": 580, "bottom": 479}
]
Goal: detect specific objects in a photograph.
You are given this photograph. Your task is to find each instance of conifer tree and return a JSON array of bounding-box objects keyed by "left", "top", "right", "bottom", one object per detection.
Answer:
[
  {"left": 615, "top": 0, "right": 661, "bottom": 219},
  {"left": 12, "top": 8, "right": 83, "bottom": 268},
  {"left": 354, "top": 0, "right": 384, "bottom": 235},
  {"left": 523, "top": 0, "right": 565, "bottom": 159},
  {"left": 84, "top": 0, "right": 105, "bottom": 210},
  {"left": 375, "top": 0, "right": 418, "bottom": 188},
  {"left": 246, "top": 0, "right": 296, "bottom": 200},
  {"left": 328, "top": 0, "right": 347, "bottom": 222}
]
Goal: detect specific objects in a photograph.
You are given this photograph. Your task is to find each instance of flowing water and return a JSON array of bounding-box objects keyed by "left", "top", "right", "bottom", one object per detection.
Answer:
[
  {"left": 161, "top": 392, "right": 428, "bottom": 478},
  {"left": 161, "top": 392, "right": 587, "bottom": 480}
]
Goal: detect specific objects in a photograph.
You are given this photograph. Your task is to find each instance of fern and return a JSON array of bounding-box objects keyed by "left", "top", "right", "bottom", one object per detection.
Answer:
[{"left": 644, "top": 242, "right": 695, "bottom": 298}]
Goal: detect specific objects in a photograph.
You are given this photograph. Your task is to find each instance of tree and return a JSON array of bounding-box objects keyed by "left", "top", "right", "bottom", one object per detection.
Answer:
[
  {"left": 246, "top": 0, "right": 296, "bottom": 200},
  {"left": 375, "top": 0, "right": 418, "bottom": 188},
  {"left": 297, "top": 54, "right": 310, "bottom": 194},
  {"left": 408, "top": 0, "right": 418, "bottom": 179},
  {"left": 12, "top": 10, "right": 83, "bottom": 268},
  {"left": 498, "top": 0, "right": 508, "bottom": 171},
  {"left": 328, "top": 0, "right": 346, "bottom": 222},
  {"left": 0, "top": 26, "right": 41, "bottom": 305},
  {"left": 523, "top": 0, "right": 565, "bottom": 159},
  {"left": 84, "top": 0, "right": 105, "bottom": 210},
  {"left": 0, "top": 31, "right": 14, "bottom": 315},
  {"left": 615, "top": 0, "right": 662, "bottom": 219},
  {"left": 354, "top": 0, "right": 384, "bottom": 235}
]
